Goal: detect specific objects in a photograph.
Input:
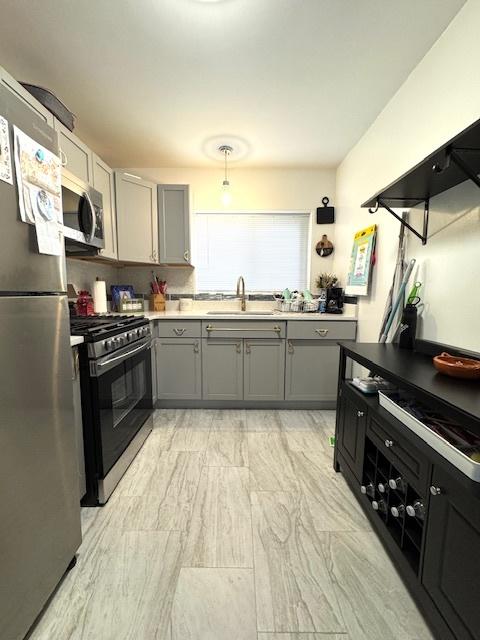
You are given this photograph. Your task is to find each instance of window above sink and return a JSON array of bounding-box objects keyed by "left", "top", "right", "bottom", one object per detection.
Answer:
[{"left": 195, "top": 211, "right": 310, "bottom": 293}]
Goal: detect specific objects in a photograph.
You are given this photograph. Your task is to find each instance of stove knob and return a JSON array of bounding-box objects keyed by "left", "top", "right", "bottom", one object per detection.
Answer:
[
  {"left": 104, "top": 339, "right": 115, "bottom": 351},
  {"left": 127, "top": 331, "right": 135, "bottom": 341}
]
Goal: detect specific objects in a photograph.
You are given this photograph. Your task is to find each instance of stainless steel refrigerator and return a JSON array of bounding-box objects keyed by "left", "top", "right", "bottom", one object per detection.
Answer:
[{"left": 0, "top": 85, "right": 81, "bottom": 640}]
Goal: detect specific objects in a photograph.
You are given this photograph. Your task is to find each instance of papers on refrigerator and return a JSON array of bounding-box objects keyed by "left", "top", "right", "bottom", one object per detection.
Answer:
[
  {"left": 13, "top": 125, "right": 63, "bottom": 255},
  {"left": 0, "top": 115, "right": 13, "bottom": 184}
]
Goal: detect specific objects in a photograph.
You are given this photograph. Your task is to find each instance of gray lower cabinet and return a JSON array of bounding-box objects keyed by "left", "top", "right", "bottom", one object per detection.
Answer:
[
  {"left": 285, "top": 339, "right": 340, "bottom": 401},
  {"left": 202, "top": 339, "right": 243, "bottom": 401},
  {"left": 156, "top": 338, "right": 201, "bottom": 400},
  {"left": 244, "top": 339, "right": 285, "bottom": 401}
]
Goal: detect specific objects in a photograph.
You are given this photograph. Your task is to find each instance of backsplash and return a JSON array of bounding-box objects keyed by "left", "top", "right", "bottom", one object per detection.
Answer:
[{"left": 66, "top": 259, "right": 119, "bottom": 293}]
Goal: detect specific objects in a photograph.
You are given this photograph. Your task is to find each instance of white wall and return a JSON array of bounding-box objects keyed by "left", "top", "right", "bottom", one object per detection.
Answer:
[
  {"left": 120, "top": 167, "right": 336, "bottom": 293},
  {"left": 334, "top": 0, "right": 480, "bottom": 352}
]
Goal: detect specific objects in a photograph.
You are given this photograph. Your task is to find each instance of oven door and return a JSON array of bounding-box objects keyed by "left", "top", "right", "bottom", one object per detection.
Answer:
[{"left": 90, "top": 338, "right": 152, "bottom": 477}]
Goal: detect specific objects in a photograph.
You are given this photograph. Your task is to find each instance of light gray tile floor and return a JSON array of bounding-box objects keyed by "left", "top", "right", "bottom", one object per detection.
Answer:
[{"left": 29, "top": 410, "right": 433, "bottom": 640}]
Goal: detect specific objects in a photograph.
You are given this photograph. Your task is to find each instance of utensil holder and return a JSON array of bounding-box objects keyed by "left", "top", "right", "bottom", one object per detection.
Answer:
[{"left": 150, "top": 293, "right": 166, "bottom": 311}]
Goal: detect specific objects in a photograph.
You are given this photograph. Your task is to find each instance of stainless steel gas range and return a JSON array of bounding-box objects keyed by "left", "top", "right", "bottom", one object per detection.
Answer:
[{"left": 70, "top": 314, "right": 154, "bottom": 505}]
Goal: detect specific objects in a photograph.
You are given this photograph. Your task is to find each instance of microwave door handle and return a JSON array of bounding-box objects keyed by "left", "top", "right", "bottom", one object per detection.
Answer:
[{"left": 84, "top": 191, "right": 96, "bottom": 242}]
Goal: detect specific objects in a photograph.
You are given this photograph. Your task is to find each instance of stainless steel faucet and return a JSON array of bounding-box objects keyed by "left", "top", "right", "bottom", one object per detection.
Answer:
[{"left": 236, "top": 276, "right": 246, "bottom": 311}]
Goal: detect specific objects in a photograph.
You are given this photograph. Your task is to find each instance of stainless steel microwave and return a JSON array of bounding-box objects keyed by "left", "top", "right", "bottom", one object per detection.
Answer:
[{"left": 62, "top": 175, "right": 105, "bottom": 255}]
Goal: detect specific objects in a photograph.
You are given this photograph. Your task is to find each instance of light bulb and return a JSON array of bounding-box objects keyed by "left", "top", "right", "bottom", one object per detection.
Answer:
[{"left": 221, "top": 179, "right": 231, "bottom": 206}]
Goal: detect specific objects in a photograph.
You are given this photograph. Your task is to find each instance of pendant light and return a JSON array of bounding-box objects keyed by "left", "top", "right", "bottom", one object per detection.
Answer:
[{"left": 219, "top": 144, "right": 233, "bottom": 206}]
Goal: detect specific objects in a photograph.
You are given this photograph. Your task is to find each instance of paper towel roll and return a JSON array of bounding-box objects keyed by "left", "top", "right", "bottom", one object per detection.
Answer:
[{"left": 93, "top": 279, "right": 107, "bottom": 314}]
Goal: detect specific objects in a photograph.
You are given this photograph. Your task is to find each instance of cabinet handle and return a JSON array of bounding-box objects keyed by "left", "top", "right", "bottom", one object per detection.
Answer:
[
  {"left": 173, "top": 328, "right": 186, "bottom": 336},
  {"left": 235, "top": 343, "right": 241, "bottom": 354},
  {"left": 184, "top": 250, "right": 189, "bottom": 262},
  {"left": 59, "top": 149, "right": 67, "bottom": 167},
  {"left": 315, "top": 328, "right": 329, "bottom": 336},
  {"left": 206, "top": 324, "right": 281, "bottom": 333},
  {"left": 384, "top": 439, "right": 394, "bottom": 448},
  {"left": 287, "top": 340, "right": 294, "bottom": 354},
  {"left": 193, "top": 341, "right": 199, "bottom": 353},
  {"left": 357, "top": 410, "right": 364, "bottom": 417},
  {"left": 430, "top": 485, "right": 442, "bottom": 496},
  {"left": 245, "top": 342, "right": 251, "bottom": 354}
]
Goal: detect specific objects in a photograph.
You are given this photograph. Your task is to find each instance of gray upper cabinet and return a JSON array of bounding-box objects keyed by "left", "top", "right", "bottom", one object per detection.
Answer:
[
  {"left": 202, "top": 339, "right": 243, "bottom": 401},
  {"left": 285, "top": 339, "right": 340, "bottom": 402},
  {"left": 157, "top": 184, "right": 191, "bottom": 264},
  {"left": 54, "top": 119, "right": 93, "bottom": 186},
  {"left": 244, "top": 339, "right": 285, "bottom": 401},
  {"left": 115, "top": 172, "right": 158, "bottom": 264},
  {"left": 156, "top": 338, "right": 201, "bottom": 400},
  {"left": 92, "top": 155, "right": 117, "bottom": 260},
  {"left": 0, "top": 66, "right": 54, "bottom": 127}
]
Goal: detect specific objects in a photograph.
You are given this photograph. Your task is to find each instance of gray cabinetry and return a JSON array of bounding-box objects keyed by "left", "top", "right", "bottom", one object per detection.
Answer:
[
  {"left": 244, "top": 339, "right": 285, "bottom": 401},
  {"left": 158, "top": 184, "right": 191, "bottom": 264},
  {"left": 156, "top": 338, "right": 201, "bottom": 400},
  {"left": 0, "top": 66, "right": 54, "bottom": 126},
  {"left": 115, "top": 172, "right": 158, "bottom": 263},
  {"left": 202, "top": 339, "right": 243, "bottom": 401},
  {"left": 92, "top": 154, "right": 117, "bottom": 260},
  {"left": 54, "top": 119, "right": 93, "bottom": 186},
  {"left": 285, "top": 339, "right": 340, "bottom": 402}
]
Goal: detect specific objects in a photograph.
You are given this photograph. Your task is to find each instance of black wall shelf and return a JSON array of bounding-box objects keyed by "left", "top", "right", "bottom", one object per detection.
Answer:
[{"left": 362, "top": 116, "right": 480, "bottom": 244}]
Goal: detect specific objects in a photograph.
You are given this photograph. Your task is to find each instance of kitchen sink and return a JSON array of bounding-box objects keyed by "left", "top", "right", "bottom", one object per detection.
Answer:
[{"left": 206, "top": 310, "right": 275, "bottom": 315}]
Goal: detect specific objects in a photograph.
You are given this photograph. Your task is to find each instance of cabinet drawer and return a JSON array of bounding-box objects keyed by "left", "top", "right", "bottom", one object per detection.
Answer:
[
  {"left": 367, "top": 414, "right": 429, "bottom": 493},
  {"left": 202, "top": 320, "right": 286, "bottom": 339},
  {"left": 287, "top": 320, "right": 356, "bottom": 340},
  {"left": 156, "top": 320, "right": 201, "bottom": 338}
]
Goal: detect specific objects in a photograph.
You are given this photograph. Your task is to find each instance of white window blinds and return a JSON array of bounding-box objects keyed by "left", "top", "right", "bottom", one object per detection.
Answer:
[{"left": 194, "top": 212, "right": 310, "bottom": 292}]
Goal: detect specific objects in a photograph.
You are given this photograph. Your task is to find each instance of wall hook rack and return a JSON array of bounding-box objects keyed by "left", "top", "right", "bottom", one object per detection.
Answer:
[{"left": 369, "top": 197, "right": 430, "bottom": 245}]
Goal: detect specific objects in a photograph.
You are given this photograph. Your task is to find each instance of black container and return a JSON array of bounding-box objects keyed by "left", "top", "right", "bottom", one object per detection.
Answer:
[
  {"left": 20, "top": 83, "right": 76, "bottom": 131},
  {"left": 326, "top": 287, "right": 344, "bottom": 314},
  {"left": 399, "top": 304, "right": 418, "bottom": 349}
]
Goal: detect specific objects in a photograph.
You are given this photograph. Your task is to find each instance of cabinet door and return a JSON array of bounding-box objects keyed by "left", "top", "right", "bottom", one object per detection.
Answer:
[
  {"left": 92, "top": 155, "right": 117, "bottom": 260},
  {"left": 202, "top": 339, "right": 243, "bottom": 401},
  {"left": 115, "top": 172, "right": 158, "bottom": 264},
  {"left": 158, "top": 184, "right": 191, "bottom": 264},
  {"left": 244, "top": 339, "right": 285, "bottom": 401},
  {"left": 156, "top": 338, "right": 201, "bottom": 400},
  {"left": 336, "top": 386, "right": 366, "bottom": 481},
  {"left": 285, "top": 339, "right": 339, "bottom": 401},
  {"left": 0, "top": 66, "right": 54, "bottom": 126},
  {"left": 54, "top": 119, "right": 93, "bottom": 185},
  {"left": 423, "top": 466, "right": 480, "bottom": 640}
]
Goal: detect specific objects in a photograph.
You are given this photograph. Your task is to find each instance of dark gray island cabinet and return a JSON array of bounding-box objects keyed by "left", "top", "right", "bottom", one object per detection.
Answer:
[{"left": 335, "top": 341, "right": 480, "bottom": 640}]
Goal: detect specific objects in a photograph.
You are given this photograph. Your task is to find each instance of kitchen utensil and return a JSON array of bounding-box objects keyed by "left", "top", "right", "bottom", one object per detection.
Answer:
[
  {"left": 407, "top": 281, "right": 422, "bottom": 304},
  {"left": 433, "top": 352, "right": 480, "bottom": 380}
]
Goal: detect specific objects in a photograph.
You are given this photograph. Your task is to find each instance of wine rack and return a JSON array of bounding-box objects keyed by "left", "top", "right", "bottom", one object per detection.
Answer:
[{"left": 361, "top": 437, "right": 426, "bottom": 575}]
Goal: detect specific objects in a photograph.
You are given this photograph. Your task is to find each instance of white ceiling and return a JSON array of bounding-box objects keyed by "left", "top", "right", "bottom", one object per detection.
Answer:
[{"left": 0, "top": 0, "right": 465, "bottom": 168}]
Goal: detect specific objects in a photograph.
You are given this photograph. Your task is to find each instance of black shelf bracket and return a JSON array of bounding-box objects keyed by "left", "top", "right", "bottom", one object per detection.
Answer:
[
  {"left": 433, "top": 147, "right": 480, "bottom": 190},
  {"left": 369, "top": 197, "right": 429, "bottom": 245}
]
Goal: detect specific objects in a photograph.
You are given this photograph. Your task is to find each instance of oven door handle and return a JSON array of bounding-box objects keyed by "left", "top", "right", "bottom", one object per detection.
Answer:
[
  {"left": 91, "top": 341, "right": 151, "bottom": 376},
  {"left": 84, "top": 191, "right": 96, "bottom": 243}
]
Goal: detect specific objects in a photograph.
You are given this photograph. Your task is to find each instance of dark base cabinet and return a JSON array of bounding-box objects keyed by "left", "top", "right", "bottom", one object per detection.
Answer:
[
  {"left": 423, "top": 465, "right": 480, "bottom": 640},
  {"left": 336, "top": 384, "right": 366, "bottom": 480},
  {"left": 335, "top": 342, "right": 480, "bottom": 640}
]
